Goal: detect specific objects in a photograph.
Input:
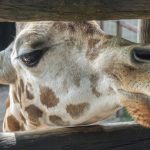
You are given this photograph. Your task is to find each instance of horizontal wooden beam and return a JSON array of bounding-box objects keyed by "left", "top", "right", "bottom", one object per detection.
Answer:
[
  {"left": 1, "top": 0, "right": 150, "bottom": 21},
  {"left": 0, "top": 122, "right": 150, "bottom": 150}
]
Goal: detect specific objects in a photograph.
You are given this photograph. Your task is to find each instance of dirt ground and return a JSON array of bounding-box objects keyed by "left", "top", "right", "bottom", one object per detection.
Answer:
[{"left": 0, "top": 85, "right": 9, "bottom": 131}]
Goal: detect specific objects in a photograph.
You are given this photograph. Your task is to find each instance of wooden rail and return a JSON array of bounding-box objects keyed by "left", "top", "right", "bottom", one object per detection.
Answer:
[
  {"left": 139, "top": 19, "right": 150, "bottom": 44},
  {"left": 116, "top": 20, "right": 138, "bottom": 33},
  {"left": 0, "top": 1, "right": 149, "bottom": 150},
  {"left": 99, "top": 20, "right": 138, "bottom": 41},
  {"left": 115, "top": 20, "right": 138, "bottom": 39},
  {"left": 0, "top": 0, "right": 150, "bottom": 21},
  {"left": 0, "top": 122, "right": 150, "bottom": 150}
]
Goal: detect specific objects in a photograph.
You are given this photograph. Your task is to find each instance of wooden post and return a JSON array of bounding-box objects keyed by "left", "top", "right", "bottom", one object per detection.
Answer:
[
  {"left": 116, "top": 21, "right": 122, "bottom": 37},
  {"left": 139, "top": 19, "right": 150, "bottom": 44}
]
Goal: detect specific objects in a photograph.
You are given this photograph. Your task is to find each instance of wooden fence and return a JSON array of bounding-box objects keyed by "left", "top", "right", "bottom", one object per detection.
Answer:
[
  {"left": 0, "top": 0, "right": 150, "bottom": 21},
  {"left": 1, "top": 122, "right": 150, "bottom": 150},
  {"left": 0, "top": 0, "right": 150, "bottom": 150},
  {"left": 100, "top": 20, "right": 138, "bottom": 38}
]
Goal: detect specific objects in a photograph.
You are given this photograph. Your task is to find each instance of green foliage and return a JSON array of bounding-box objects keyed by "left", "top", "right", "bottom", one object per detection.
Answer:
[{"left": 118, "top": 108, "right": 133, "bottom": 121}]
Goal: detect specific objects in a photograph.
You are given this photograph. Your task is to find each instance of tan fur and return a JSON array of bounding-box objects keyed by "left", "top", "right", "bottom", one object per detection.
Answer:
[
  {"left": 122, "top": 97, "right": 150, "bottom": 127},
  {"left": 49, "top": 115, "right": 69, "bottom": 126},
  {"left": 73, "top": 77, "right": 80, "bottom": 87},
  {"left": 20, "top": 112, "right": 26, "bottom": 124},
  {"left": 86, "top": 39, "right": 100, "bottom": 60},
  {"left": 40, "top": 87, "right": 59, "bottom": 108},
  {"left": 90, "top": 74, "right": 101, "bottom": 97},
  {"left": 13, "top": 91, "right": 19, "bottom": 103},
  {"left": 26, "top": 83, "right": 34, "bottom": 100},
  {"left": 66, "top": 103, "right": 89, "bottom": 118},
  {"left": 25, "top": 105, "right": 43, "bottom": 126},
  {"left": 20, "top": 79, "right": 24, "bottom": 92},
  {"left": 7, "top": 115, "right": 20, "bottom": 131},
  {"left": 17, "top": 85, "right": 21, "bottom": 102}
]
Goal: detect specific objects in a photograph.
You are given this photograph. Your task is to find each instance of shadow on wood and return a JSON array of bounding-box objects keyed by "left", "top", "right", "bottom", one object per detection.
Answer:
[{"left": 0, "top": 122, "right": 150, "bottom": 150}]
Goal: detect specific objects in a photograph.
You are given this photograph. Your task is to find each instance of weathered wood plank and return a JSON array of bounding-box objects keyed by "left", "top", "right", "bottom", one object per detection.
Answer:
[
  {"left": 139, "top": 19, "right": 150, "bottom": 44},
  {"left": 0, "top": 122, "right": 150, "bottom": 150},
  {"left": 0, "top": 0, "right": 150, "bottom": 21}
]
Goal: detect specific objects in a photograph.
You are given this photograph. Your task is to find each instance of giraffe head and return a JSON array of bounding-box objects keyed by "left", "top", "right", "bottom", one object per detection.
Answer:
[{"left": 1, "top": 21, "right": 150, "bottom": 131}]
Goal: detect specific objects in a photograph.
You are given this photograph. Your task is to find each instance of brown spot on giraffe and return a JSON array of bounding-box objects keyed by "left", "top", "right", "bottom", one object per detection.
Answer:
[
  {"left": 86, "top": 48, "right": 99, "bottom": 60},
  {"left": 49, "top": 115, "right": 69, "bottom": 126},
  {"left": 91, "top": 87, "right": 101, "bottom": 97},
  {"left": 26, "top": 83, "right": 34, "bottom": 100},
  {"left": 66, "top": 103, "right": 89, "bottom": 118},
  {"left": 40, "top": 87, "right": 59, "bottom": 108},
  {"left": 90, "top": 74, "right": 101, "bottom": 97},
  {"left": 88, "top": 39, "right": 99, "bottom": 49},
  {"left": 86, "top": 39, "right": 100, "bottom": 60},
  {"left": 74, "top": 77, "right": 80, "bottom": 87},
  {"left": 7, "top": 115, "right": 20, "bottom": 131},
  {"left": 25, "top": 105, "right": 43, "bottom": 126},
  {"left": 5, "top": 97, "right": 10, "bottom": 109}
]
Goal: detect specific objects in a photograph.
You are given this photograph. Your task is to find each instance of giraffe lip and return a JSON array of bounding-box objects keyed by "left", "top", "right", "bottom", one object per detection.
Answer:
[{"left": 118, "top": 89, "right": 150, "bottom": 102}]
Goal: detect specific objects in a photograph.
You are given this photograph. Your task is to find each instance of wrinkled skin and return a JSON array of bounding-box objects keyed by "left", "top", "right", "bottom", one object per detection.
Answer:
[{"left": 1, "top": 21, "right": 150, "bottom": 132}]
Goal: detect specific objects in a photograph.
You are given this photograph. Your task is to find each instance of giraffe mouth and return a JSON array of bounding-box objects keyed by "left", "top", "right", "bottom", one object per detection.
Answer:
[
  {"left": 118, "top": 89, "right": 150, "bottom": 128},
  {"left": 118, "top": 89, "right": 150, "bottom": 103}
]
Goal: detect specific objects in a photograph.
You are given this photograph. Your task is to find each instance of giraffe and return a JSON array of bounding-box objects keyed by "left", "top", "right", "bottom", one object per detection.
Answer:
[{"left": 1, "top": 21, "right": 150, "bottom": 132}]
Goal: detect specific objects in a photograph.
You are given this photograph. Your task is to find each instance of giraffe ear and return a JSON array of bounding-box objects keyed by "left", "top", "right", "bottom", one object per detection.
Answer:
[{"left": 0, "top": 42, "right": 16, "bottom": 84}]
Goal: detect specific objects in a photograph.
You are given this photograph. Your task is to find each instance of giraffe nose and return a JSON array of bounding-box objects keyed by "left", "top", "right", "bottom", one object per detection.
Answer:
[{"left": 132, "top": 47, "right": 150, "bottom": 63}]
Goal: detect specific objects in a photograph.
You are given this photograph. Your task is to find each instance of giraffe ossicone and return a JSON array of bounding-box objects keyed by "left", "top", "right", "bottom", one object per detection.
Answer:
[{"left": 1, "top": 21, "right": 150, "bottom": 131}]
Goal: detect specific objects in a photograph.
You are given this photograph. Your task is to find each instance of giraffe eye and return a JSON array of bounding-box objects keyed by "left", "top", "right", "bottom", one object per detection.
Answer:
[{"left": 19, "top": 50, "right": 45, "bottom": 67}]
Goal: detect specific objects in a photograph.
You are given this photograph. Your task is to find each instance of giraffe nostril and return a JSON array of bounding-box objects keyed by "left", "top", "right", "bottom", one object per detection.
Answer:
[{"left": 132, "top": 47, "right": 150, "bottom": 63}]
